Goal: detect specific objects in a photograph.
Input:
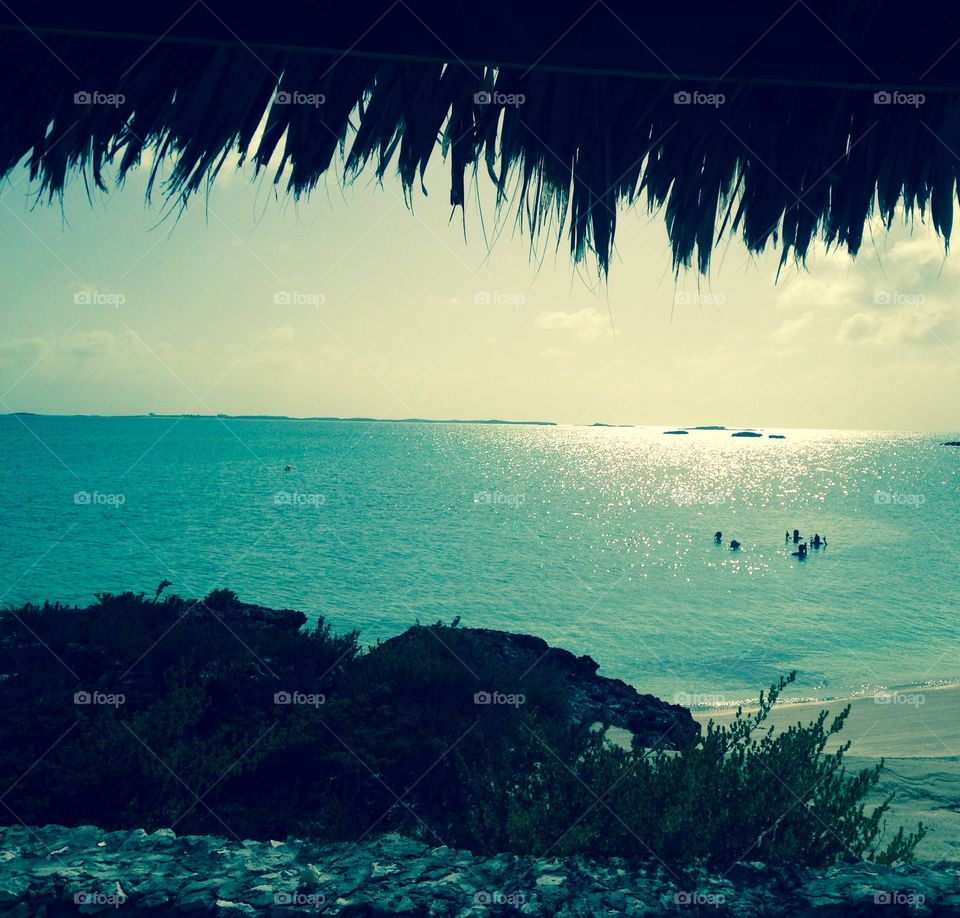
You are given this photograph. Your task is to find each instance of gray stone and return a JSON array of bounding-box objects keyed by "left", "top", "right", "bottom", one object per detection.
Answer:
[{"left": 0, "top": 825, "right": 959, "bottom": 916}]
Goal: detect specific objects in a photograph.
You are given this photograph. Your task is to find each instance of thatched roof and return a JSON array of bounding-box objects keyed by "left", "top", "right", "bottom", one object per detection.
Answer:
[{"left": 4, "top": 2, "right": 960, "bottom": 274}]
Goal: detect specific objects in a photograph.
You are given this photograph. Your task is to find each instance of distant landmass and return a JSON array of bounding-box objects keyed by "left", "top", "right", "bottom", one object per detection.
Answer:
[{"left": 5, "top": 413, "right": 557, "bottom": 426}]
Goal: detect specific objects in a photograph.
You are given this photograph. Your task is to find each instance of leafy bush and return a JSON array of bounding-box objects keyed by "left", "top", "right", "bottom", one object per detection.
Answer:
[
  {"left": 453, "top": 673, "right": 924, "bottom": 866},
  {"left": 0, "top": 592, "right": 923, "bottom": 867}
]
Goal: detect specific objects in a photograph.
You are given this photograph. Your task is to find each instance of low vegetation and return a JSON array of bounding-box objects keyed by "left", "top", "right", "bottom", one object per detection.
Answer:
[{"left": 0, "top": 589, "right": 923, "bottom": 867}]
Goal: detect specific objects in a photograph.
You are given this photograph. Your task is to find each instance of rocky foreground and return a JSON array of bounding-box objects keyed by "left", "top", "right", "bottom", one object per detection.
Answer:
[{"left": 0, "top": 825, "right": 957, "bottom": 916}]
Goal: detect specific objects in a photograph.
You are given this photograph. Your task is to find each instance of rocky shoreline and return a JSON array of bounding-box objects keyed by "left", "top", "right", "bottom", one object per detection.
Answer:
[
  {"left": 377, "top": 625, "right": 696, "bottom": 746},
  {"left": 0, "top": 825, "right": 957, "bottom": 916}
]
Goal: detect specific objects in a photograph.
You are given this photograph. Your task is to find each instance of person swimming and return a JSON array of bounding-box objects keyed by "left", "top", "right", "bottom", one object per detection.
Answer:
[
  {"left": 793, "top": 529, "right": 800, "bottom": 543},
  {"left": 812, "top": 533, "right": 821, "bottom": 548},
  {"left": 785, "top": 530, "right": 790, "bottom": 542},
  {"left": 730, "top": 539, "right": 741, "bottom": 550},
  {"left": 791, "top": 542, "right": 807, "bottom": 559},
  {"left": 715, "top": 531, "right": 723, "bottom": 543}
]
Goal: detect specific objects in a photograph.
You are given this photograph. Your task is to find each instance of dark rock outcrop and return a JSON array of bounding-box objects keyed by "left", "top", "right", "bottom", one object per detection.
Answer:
[
  {"left": 1, "top": 825, "right": 957, "bottom": 916},
  {"left": 183, "top": 598, "right": 307, "bottom": 632},
  {"left": 379, "top": 626, "right": 697, "bottom": 748}
]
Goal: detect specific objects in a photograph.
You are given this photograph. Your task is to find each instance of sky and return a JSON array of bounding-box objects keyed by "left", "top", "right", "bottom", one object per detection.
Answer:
[{"left": 1, "top": 146, "right": 959, "bottom": 431}]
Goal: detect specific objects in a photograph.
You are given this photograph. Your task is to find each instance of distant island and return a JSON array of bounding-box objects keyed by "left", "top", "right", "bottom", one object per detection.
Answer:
[
  {"left": 665, "top": 426, "right": 777, "bottom": 436},
  {"left": 665, "top": 426, "right": 785, "bottom": 439}
]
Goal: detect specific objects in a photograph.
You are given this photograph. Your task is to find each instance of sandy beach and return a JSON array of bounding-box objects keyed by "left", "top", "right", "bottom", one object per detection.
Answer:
[{"left": 701, "top": 685, "right": 960, "bottom": 861}]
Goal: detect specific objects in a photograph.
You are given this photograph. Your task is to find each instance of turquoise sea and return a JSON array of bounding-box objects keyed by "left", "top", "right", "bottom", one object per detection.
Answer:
[{"left": 1, "top": 416, "right": 957, "bottom": 707}]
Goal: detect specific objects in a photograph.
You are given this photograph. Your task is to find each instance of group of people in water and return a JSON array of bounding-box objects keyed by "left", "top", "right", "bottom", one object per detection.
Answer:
[
  {"left": 786, "top": 528, "right": 826, "bottom": 558},
  {"left": 713, "top": 528, "right": 827, "bottom": 559}
]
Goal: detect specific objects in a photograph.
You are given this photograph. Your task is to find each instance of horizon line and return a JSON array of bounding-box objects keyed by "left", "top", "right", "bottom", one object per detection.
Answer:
[{"left": 2, "top": 412, "right": 957, "bottom": 435}]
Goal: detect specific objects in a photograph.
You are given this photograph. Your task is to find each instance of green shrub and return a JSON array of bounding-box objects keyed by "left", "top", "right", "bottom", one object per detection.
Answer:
[
  {"left": 453, "top": 673, "right": 925, "bottom": 866},
  {"left": 0, "top": 594, "right": 924, "bottom": 867}
]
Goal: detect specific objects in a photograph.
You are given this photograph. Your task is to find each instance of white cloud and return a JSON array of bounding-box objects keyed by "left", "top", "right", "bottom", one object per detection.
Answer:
[
  {"left": 770, "top": 312, "right": 816, "bottom": 343},
  {"left": 837, "top": 312, "right": 880, "bottom": 344},
  {"left": 886, "top": 235, "right": 946, "bottom": 268},
  {"left": 837, "top": 307, "right": 958, "bottom": 348},
  {"left": 534, "top": 307, "right": 611, "bottom": 341},
  {"left": 776, "top": 271, "right": 867, "bottom": 311}
]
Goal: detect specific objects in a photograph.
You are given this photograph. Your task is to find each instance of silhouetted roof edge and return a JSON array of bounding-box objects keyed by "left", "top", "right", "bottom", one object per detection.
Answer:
[{"left": 3, "top": 2, "right": 960, "bottom": 274}]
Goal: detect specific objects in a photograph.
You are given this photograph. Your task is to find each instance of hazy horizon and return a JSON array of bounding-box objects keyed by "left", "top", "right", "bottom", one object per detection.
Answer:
[{"left": 4, "top": 412, "right": 959, "bottom": 435}]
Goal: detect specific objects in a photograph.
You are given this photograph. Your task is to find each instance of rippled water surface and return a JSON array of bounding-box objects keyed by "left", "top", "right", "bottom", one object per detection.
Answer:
[{"left": 1, "top": 416, "right": 958, "bottom": 705}]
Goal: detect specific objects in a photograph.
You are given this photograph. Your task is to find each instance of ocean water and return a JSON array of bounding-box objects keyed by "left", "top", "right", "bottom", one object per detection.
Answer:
[{"left": 1, "top": 416, "right": 958, "bottom": 707}]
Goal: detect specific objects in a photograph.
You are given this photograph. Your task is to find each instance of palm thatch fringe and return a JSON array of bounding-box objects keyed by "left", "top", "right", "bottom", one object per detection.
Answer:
[{"left": 1, "top": 28, "right": 958, "bottom": 274}]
